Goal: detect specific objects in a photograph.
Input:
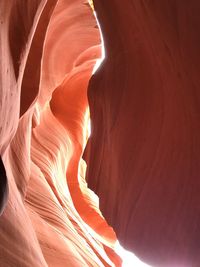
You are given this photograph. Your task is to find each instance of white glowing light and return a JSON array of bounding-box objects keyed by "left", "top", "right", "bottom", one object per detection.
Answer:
[
  {"left": 92, "top": 11, "right": 105, "bottom": 74},
  {"left": 87, "top": 118, "right": 91, "bottom": 137},
  {"left": 115, "top": 242, "right": 152, "bottom": 267}
]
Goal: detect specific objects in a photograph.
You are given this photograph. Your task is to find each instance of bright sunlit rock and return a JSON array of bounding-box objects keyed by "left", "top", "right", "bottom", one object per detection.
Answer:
[
  {"left": 87, "top": 118, "right": 91, "bottom": 137},
  {"left": 92, "top": 11, "right": 105, "bottom": 74},
  {"left": 88, "top": 0, "right": 94, "bottom": 10},
  {"left": 115, "top": 241, "right": 152, "bottom": 267}
]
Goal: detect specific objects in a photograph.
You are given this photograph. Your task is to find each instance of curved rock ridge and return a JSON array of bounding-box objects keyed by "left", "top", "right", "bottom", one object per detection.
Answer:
[
  {"left": 86, "top": 0, "right": 200, "bottom": 266},
  {"left": 0, "top": 0, "right": 122, "bottom": 266}
]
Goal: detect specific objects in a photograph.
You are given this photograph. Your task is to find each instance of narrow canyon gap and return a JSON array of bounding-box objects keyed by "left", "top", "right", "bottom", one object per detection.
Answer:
[{"left": 1, "top": 1, "right": 200, "bottom": 267}]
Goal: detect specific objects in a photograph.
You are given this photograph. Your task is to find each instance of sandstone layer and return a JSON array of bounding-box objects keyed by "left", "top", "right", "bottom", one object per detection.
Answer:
[
  {"left": 0, "top": 1, "right": 121, "bottom": 266},
  {"left": 86, "top": 1, "right": 200, "bottom": 266}
]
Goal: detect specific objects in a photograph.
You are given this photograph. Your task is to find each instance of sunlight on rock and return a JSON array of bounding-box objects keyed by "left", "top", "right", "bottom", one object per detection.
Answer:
[
  {"left": 92, "top": 11, "right": 105, "bottom": 74},
  {"left": 88, "top": 0, "right": 94, "bottom": 11},
  {"left": 87, "top": 118, "right": 91, "bottom": 137},
  {"left": 115, "top": 241, "right": 152, "bottom": 267}
]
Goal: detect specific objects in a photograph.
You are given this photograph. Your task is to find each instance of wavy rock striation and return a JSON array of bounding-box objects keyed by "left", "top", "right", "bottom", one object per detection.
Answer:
[
  {"left": 0, "top": 0, "right": 121, "bottom": 266},
  {"left": 1, "top": 0, "right": 200, "bottom": 266}
]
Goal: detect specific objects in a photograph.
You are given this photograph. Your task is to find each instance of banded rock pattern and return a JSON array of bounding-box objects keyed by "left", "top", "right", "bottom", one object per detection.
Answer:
[{"left": 0, "top": 1, "right": 121, "bottom": 266}]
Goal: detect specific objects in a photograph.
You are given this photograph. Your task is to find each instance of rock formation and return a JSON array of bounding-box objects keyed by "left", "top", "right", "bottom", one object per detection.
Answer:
[
  {"left": 0, "top": 1, "right": 121, "bottom": 266},
  {"left": 86, "top": 1, "right": 200, "bottom": 266},
  {"left": 1, "top": 0, "right": 200, "bottom": 267}
]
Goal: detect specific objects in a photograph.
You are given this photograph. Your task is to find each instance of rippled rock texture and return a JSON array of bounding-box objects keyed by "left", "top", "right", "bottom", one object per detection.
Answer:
[
  {"left": 1, "top": 0, "right": 200, "bottom": 267},
  {"left": 0, "top": 1, "right": 121, "bottom": 266},
  {"left": 86, "top": 1, "right": 200, "bottom": 266}
]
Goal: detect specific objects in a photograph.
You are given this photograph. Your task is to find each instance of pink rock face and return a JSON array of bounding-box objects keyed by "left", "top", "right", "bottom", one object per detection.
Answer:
[
  {"left": 1, "top": 0, "right": 200, "bottom": 266},
  {"left": 85, "top": 1, "right": 200, "bottom": 266},
  {"left": 0, "top": 1, "right": 121, "bottom": 266}
]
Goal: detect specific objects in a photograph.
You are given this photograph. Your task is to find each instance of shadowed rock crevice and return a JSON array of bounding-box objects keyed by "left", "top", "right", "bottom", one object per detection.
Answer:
[
  {"left": 0, "top": 157, "right": 8, "bottom": 216},
  {"left": 9, "top": 0, "right": 41, "bottom": 80}
]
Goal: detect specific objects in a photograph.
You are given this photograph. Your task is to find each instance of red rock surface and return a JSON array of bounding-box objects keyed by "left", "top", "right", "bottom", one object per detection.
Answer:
[
  {"left": 1, "top": 0, "right": 200, "bottom": 267},
  {"left": 0, "top": 1, "right": 121, "bottom": 266},
  {"left": 85, "top": 1, "right": 200, "bottom": 266}
]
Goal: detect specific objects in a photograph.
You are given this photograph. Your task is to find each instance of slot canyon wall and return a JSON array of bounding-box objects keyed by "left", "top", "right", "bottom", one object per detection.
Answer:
[
  {"left": 0, "top": 0, "right": 200, "bottom": 267},
  {"left": 0, "top": 1, "right": 121, "bottom": 266},
  {"left": 86, "top": 1, "right": 200, "bottom": 267}
]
